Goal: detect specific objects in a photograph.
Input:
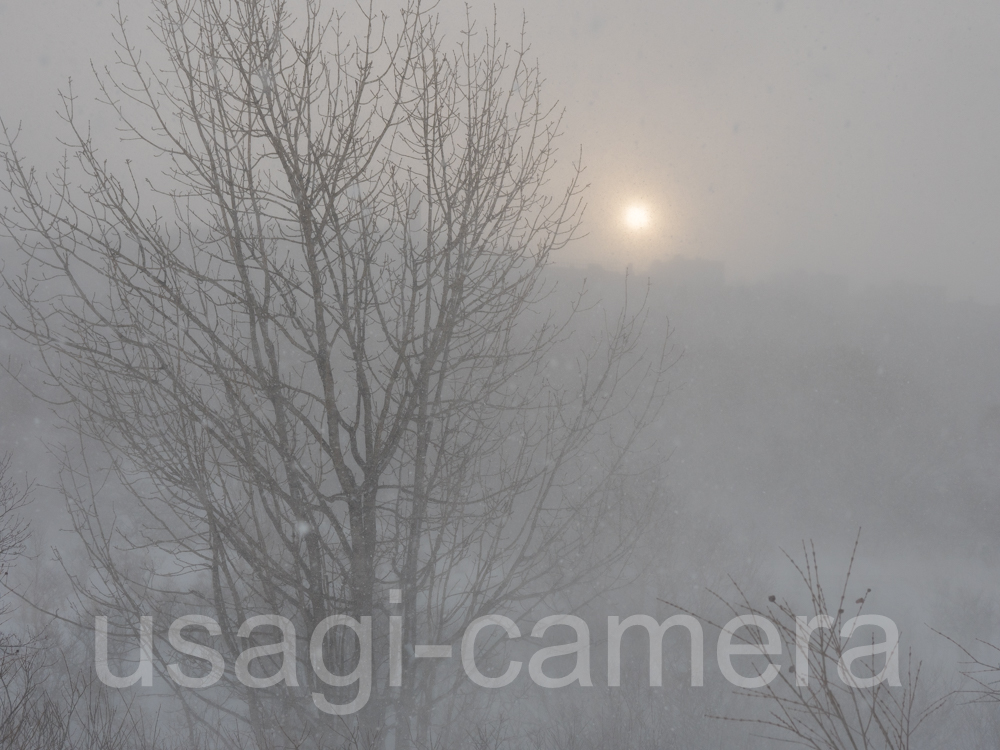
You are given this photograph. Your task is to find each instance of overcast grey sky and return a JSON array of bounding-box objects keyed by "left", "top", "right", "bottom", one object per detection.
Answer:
[{"left": 2, "top": 0, "right": 999, "bottom": 299}]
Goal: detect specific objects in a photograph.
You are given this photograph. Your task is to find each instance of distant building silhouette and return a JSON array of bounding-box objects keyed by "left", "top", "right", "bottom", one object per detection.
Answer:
[{"left": 650, "top": 255, "right": 725, "bottom": 289}]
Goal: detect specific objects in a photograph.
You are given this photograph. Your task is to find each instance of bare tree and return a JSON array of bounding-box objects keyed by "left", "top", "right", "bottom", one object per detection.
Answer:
[
  {"left": 664, "top": 536, "right": 945, "bottom": 750},
  {"left": 0, "top": 458, "right": 157, "bottom": 750},
  {"left": 0, "top": 456, "right": 27, "bottom": 605},
  {"left": 0, "top": 455, "right": 34, "bottom": 746},
  {"left": 0, "top": 1, "right": 666, "bottom": 747},
  {"left": 938, "top": 623, "right": 1000, "bottom": 715},
  {"left": 0, "top": 661, "right": 161, "bottom": 750}
]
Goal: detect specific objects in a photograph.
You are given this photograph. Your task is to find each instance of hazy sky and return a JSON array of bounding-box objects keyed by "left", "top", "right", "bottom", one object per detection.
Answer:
[{"left": 2, "top": 0, "right": 999, "bottom": 300}]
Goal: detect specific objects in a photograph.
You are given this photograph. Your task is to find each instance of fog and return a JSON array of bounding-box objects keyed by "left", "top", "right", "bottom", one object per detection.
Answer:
[
  {"left": 1, "top": 0, "right": 999, "bottom": 748},
  {"left": 5, "top": 0, "right": 1000, "bottom": 297}
]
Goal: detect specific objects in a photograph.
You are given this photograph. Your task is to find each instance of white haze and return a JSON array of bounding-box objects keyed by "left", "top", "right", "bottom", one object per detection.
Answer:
[
  {"left": 3, "top": 0, "right": 1000, "bottom": 299},
  {"left": 2, "top": 1, "right": 1000, "bottom": 748}
]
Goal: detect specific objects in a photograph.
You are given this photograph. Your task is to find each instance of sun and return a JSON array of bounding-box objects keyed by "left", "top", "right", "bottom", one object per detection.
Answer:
[{"left": 624, "top": 204, "right": 651, "bottom": 231}]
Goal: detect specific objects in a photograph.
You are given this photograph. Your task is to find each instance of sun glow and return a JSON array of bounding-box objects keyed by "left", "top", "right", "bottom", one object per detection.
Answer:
[{"left": 624, "top": 204, "right": 651, "bottom": 231}]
